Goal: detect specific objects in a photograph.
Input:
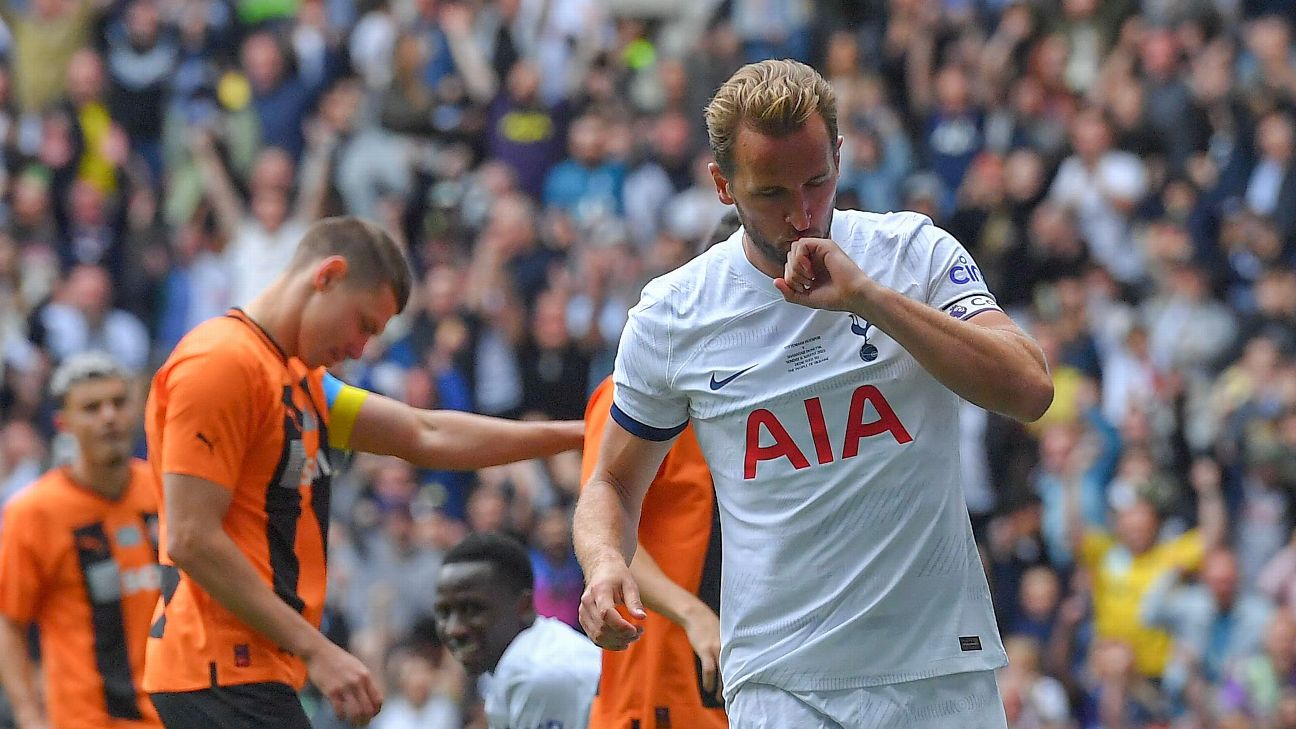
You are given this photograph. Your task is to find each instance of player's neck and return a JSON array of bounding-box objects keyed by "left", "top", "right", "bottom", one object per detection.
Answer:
[
  {"left": 67, "top": 457, "right": 131, "bottom": 500},
  {"left": 489, "top": 618, "right": 536, "bottom": 674},
  {"left": 243, "top": 282, "right": 301, "bottom": 361}
]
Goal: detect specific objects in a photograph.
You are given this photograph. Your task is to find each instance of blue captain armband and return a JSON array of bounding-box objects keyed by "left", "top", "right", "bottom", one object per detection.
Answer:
[
  {"left": 610, "top": 402, "right": 687, "bottom": 442},
  {"left": 323, "top": 373, "right": 369, "bottom": 450}
]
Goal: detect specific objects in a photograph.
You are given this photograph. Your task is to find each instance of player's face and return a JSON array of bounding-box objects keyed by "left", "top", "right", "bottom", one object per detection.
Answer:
[
  {"left": 710, "top": 112, "right": 841, "bottom": 277},
  {"left": 58, "top": 377, "right": 133, "bottom": 467},
  {"left": 433, "top": 561, "right": 532, "bottom": 676},
  {"left": 300, "top": 275, "right": 399, "bottom": 368}
]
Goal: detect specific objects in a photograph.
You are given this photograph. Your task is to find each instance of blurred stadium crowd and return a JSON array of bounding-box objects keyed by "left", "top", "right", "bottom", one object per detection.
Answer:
[{"left": 3, "top": 0, "right": 1296, "bottom": 727}]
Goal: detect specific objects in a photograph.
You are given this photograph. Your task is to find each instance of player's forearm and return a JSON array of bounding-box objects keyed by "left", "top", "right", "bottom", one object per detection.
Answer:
[
  {"left": 573, "top": 479, "right": 640, "bottom": 574},
  {"left": 168, "top": 530, "right": 328, "bottom": 659},
  {"left": 851, "top": 282, "right": 1053, "bottom": 421},
  {"left": 0, "top": 617, "right": 45, "bottom": 729},
  {"left": 408, "top": 412, "right": 584, "bottom": 470},
  {"left": 630, "top": 544, "right": 712, "bottom": 630}
]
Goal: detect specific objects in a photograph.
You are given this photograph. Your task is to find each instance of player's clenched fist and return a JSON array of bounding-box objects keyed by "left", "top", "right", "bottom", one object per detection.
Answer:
[
  {"left": 774, "top": 236, "right": 875, "bottom": 313},
  {"left": 579, "top": 561, "right": 646, "bottom": 650}
]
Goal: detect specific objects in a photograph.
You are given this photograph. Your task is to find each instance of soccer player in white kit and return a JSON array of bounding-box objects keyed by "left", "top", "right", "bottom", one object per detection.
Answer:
[
  {"left": 434, "top": 532, "right": 601, "bottom": 729},
  {"left": 573, "top": 60, "right": 1054, "bottom": 729}
]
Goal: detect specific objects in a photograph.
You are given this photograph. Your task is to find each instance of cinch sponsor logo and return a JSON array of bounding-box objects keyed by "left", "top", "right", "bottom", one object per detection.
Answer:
[
  {"left": 948, "top": 256, "right": 982, "bottom": 285},
  {"left": 743, "top": 385, "right": 912, "bottom": 479}
]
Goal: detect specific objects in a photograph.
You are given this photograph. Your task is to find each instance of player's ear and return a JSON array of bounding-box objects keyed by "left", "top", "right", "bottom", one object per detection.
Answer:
[
  {"left": 834, "top": 135, "right": 843, "bottom": 169},
  {"left": 516, "top": 588, "right": 536, "bottom": 620},
  {"left": 710, "top": 162, "right": 736, "bottom": 206},
  {"left": 313, "top": 255, "right": 350, "bottom": 291}
]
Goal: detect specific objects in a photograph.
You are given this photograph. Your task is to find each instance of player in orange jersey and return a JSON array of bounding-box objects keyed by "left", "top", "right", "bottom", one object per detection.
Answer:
[
  {"left": 144, "top": 217, "right": 584, "bottom": 728},
  {"left": 581, "top": 376, "right": 728, "bottom": 729},
  {"left": 0, "top": 353, "right": 163, "bottom": 729}
]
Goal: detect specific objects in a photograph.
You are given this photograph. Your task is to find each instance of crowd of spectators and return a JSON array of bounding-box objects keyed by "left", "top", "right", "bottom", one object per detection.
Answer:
[{"left": 4, "top": 0, "right": 1296, "bottom": 727}]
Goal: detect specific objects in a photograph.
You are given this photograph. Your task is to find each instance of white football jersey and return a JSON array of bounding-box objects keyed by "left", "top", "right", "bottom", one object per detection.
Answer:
[
  {"left": 612, "top": 210, "right": 1008, "bottom": 699},
  {"left": 480, "top": 616, "right": 601, "bottom": 729}
]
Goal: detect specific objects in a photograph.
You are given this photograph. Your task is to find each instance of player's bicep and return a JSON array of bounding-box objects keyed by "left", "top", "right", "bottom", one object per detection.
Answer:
[
  {"left": 588, "top": 414, "right": 677, "bottom": 507},
  {"left": 337, "top": 389, "right": 421, "bottom": 457},
  {"left": 322, "top": 373, "right": 373, "bottom": 451},
  {"left": 963, "top": 310, "right": 1030, "bottom": 336},
  {"left": 163, "top": 473, "right": 235, "bottom": 547},
  {"left": 963, "top": 310, "right": 1048, "bottom": 373}
]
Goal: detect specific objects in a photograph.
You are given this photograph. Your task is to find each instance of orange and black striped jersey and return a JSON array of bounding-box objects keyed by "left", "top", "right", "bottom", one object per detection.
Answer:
[
  {"left": 0, "top": 460, "right": 162, "bottom": 729},
  {"left": 143, "top": 309, "right": 367, "bottom": 693},
  {"left": 581, "top": 377, "right": 727, "bottom": 729}
]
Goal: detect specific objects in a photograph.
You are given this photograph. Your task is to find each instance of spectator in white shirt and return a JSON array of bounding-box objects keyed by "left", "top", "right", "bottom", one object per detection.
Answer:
[
  {"left": 35, "top": 264, "right": 149, "bottom": 372},
  {"left": 1049, "top": 106, "right": 1148, "bottom": 285}
]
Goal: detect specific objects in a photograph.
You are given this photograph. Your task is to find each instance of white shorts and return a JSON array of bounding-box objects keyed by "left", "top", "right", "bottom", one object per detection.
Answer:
[{"left": 727, "top": 670, "right": 1008, "bottom": 729}]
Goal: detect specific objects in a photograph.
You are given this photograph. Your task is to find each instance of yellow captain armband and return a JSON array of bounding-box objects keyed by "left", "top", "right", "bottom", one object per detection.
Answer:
[{"left": 324, "top": 374, "right": 369, "bottom": 450}]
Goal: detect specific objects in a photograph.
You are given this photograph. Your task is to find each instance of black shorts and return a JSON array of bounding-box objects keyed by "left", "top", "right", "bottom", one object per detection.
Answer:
[{"left": 150, "top": 681, "right": 312, "bottom": 729}]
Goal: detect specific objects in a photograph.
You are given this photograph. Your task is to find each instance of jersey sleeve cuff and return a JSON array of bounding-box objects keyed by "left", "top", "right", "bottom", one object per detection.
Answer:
[{"left": 610, "top": 403, "right": 687, "bottom": 442}]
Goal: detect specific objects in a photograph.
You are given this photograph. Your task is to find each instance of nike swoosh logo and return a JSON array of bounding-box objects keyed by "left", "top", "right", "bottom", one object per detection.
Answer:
[{"left": 710, "top": 365, "right": 757, "bottom": 391}]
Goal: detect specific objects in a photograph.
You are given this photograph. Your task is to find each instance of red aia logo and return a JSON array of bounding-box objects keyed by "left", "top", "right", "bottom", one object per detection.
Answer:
[{"left": 744, "top": 385, "right": 912, "bottom": 479}]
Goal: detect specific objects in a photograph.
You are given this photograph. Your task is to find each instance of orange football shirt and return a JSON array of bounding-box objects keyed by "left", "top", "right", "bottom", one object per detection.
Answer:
[
  {"left": 582, "top": 377, "right": 727, "bottom": 729},
  {"left": 143, "top": 309, "right": 339, "bottom": 692},
  {"left": 0, "top": 460, "right": 163, "bottom": 728}
]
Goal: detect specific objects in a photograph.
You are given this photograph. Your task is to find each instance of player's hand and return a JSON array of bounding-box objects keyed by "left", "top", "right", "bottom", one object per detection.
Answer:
[
  {"left": 682, "top": 604, "right": 722, "bottom": 697},
  {"left": 304, "top": 639, "right": 383, "bottom": 726},
  {"left": 774, "top": 236, "right": 874, "bottom": 313},
  {"left": 579, "top": 560, "right": 645, "bottom": 650}
]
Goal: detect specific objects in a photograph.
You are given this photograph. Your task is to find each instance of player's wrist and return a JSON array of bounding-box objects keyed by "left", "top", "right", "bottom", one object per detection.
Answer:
[
  {"left": 845, "top": 271, "right": 883, "bottom": 319},
  {"left": 587, "top": 550, "right": 629, "bottom": 576},
  {"left": 294, "top": 630, "right": 335, "bottom": 661},
  {"left": 679, "top": 601, "right": 713, "bottom": 631}
]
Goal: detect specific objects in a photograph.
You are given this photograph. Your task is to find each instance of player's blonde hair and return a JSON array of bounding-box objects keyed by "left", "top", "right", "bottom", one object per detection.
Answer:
[
  {"left": 705, "top": 59, "right": 839, "bottom": 177},
  {"left": 49, "top": 352, "right": 128, "bottom": 407}
]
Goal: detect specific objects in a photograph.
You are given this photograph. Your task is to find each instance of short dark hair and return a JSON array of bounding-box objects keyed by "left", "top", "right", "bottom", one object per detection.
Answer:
[
  {"left": 291, "top": 216, "right": 413, "bottom": 311},
  {"left": 443, "top": 532, "right": 534, "bottom": 595}
]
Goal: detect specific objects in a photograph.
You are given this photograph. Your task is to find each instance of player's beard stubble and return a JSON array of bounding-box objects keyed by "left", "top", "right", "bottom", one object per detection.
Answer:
[{"left": 732, "top": 202, "right": 835, "bottom": 278}]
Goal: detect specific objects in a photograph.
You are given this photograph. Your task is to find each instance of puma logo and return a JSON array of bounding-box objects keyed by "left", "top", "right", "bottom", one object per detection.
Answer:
[{"left": 195, "top": 432, "right": 216, "bottom": 454}]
